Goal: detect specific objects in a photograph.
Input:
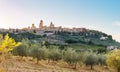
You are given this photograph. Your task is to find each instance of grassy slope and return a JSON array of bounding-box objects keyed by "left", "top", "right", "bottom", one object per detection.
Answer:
[{"left": 0, "top": 56, "right": 115, "bottom": 72}]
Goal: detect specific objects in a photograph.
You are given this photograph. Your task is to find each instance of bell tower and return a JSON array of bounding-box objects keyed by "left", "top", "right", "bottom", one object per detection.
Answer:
[
  {"left": 39, "top": 20, "right": 43, "bottom": 29},
  {"left": 50, "top": 21, "right": 54, "bottom": 28}
]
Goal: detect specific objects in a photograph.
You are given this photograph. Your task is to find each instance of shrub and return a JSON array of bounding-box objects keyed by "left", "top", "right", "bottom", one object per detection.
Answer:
[
  {"left": 0, "top": 34, "right": 21, "bottom": 53},
  {"left": 106, "top": 49, "right": 120, "bottom": 72},
  {"left": 0, "top": 34, "right": 21, "bottom": 63}
]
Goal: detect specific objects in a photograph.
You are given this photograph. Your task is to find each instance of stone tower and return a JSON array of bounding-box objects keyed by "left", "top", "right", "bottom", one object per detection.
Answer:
[
  {"left": 50, "top": 22, "right": 54, "bottom": 28},
  {"left": 39, "top": 20, "right": 43, "bottom": 29},
  {"left": 31, "top": 24, "right": 36, "bottom": 30}
]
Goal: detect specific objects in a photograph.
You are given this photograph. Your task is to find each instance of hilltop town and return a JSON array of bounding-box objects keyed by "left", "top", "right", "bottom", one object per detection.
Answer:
[
  {"left": 0, "top": 20, "right": 120, "bottom": 47},
  {"left": 0, "top": 20, "right": 85, "bottom": 36}
]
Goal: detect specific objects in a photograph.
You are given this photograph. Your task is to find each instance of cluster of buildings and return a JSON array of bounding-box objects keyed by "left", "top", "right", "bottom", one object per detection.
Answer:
[
  {"left": 23, "top": 20, "right": 85, "bottom": 32},
  {"left": 0, "top": 20, "right": 85, "bottom": 35}
]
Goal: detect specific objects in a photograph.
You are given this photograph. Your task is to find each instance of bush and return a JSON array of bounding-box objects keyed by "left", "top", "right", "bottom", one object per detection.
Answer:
[
  {"left": 106, "top": 49, "right": 120, "bottom": 72},
  {"left": 0, "top": 34, "right": 21, "bottom": 53}
]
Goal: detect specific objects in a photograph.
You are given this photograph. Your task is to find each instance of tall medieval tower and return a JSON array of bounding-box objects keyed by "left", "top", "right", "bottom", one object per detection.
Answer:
[
  {"left": 50, "top": 22, "right": 54, "bottom": 28},
  {"left": 39, "top": 20, "right": 43, "bottom": 29}
]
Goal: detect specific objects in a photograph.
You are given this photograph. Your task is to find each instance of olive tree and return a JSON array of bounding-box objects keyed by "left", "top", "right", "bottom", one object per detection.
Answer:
[
  {"left": 13, "top": 45, "right": 27, "bottom": 57},
  {"left": 84, "top": 52, "right": 98, "bottom": 70},
  {"left": 63, "top": 48, "right": 81, "bottom": 69},
  {"left": 30, "top": 46, "right": 47, "bottom": 64},
  {"left": 47, "top": 47, "right": 62, "bottom": 62},
  {"left": 98, "top": 54, "right": 106, "bottom": 66}
]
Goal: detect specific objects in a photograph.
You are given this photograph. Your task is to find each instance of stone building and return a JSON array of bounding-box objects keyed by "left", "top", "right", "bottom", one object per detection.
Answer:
[
  {"left": 39, "top": 20, "right": 43, "bottom": 30},
  {"left": 49, "top": 22, "right": 54, "bottom": 29},
  {"left": 31, "top": 24, "right": 36, "bottom": 30}
]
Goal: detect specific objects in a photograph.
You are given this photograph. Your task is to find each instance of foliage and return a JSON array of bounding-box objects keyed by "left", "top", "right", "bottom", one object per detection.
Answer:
[
  {"left": 47, "top": 47, "right": 62, "bottom": 62},
  {"left": 98, "top": 54, "right": 106, "bottom": 66},
  {"left": 0, "top": 34, "right": 21, "bottom": 71},
  {"left": 30, "top": 44, "right": 47, "bottom": 64},
  {"left": 13, "top": 32, "right": 42, "bottom": 41},
  {"left": 1, "top": 29, "right": 120, "bottom": 47},
  {"left": 106, "top": 49, "right": 120, "bottom": 72},
  {"left": 63, "top": 48, "right": 81, "bottom": 69},
  {"left": 0, "top": 34, "right": 2, "bottom": 39},
  {"left": 84, "top": 52, "right": 98, "bottom": 69},
  {"left": 13, "top": 45, "right": 27, "bottom": 57},
  {"left": 0, "top": 34, "right": 21, "bottom": 53},
  {"left": 56, "top": 30, "right": 120, "bottom": 47}
]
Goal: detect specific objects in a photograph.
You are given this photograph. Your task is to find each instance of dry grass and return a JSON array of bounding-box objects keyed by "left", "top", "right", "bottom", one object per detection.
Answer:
[{"left": 0, "top": 56, "right": 116, "bottom": 72}]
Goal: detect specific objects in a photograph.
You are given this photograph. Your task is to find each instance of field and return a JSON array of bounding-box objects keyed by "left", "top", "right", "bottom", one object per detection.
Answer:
[{"left": 0, "top": 56, "right": 115, "bottom": 72}]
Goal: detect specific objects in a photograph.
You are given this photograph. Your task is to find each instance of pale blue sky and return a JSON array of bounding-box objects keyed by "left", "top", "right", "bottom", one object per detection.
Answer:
[{"left": 0, "top": 0, "right": 120, "bottom": 36}]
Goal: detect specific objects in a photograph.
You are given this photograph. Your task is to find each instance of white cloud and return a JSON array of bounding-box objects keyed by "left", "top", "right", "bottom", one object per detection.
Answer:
[{"left": 114, "top": 21, "right": 120, "bottom": 26}]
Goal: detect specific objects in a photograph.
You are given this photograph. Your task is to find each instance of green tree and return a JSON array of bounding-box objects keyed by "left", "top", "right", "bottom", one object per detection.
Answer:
[
  {"left": 47, "top": 47, "right": 62, "bottom": 62},
  {"left": 84, "top": 52, "right": 98, "bottom": 70},
  {"left": 98, "top": 54, "right": 106, "bottom": 66},
  {"left": 63, "top": 48, "right": 81, "bottom": 69},
  {"left": 13, "top": 45, "right": 27, "bottom": 57},
  {"left": 30, "top": 45, "right": 47, "bottom": 64}
]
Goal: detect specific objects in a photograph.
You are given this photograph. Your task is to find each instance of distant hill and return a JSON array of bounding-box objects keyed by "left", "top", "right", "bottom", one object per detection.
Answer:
[
  {"left": 0, "top": 28, "right": 120, "bottom": 47},
  {"left": 54, "top": 29, "right": 120, "bottom": 47}
]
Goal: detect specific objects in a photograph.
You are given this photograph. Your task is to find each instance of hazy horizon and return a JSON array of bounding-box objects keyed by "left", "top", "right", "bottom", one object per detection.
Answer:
[{"left": 0, "top": 0, "right": 120, "bottom": 42}]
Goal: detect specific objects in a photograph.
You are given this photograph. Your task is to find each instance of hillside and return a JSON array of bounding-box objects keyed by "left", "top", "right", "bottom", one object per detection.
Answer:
[
  {"left": 0, "top": 28, "right": 120, "bottom": 48},
  {"left": 0, "top": 56, "right": 115, "bottom": 72},
  {"left": 0, "top": 29, "right": 119, "bottom": 72}
]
